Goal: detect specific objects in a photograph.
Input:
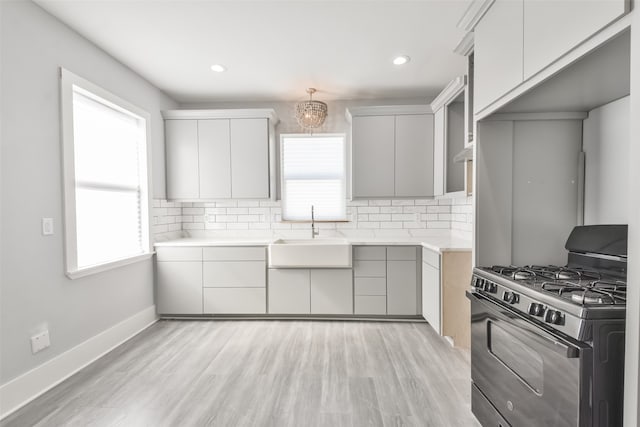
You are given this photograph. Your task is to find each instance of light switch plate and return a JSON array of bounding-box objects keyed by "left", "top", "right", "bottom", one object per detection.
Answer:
[{"left": 42, "top": 218, "right": 54, "bottom": 235}]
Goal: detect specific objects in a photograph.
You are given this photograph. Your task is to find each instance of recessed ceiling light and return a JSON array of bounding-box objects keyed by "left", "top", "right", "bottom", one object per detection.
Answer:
[
  {"left": 393, "top": 55, "right": 411, "bottom": 66},
  {"left": 210, "top": 64, "right": 226, "bottom": 73}
]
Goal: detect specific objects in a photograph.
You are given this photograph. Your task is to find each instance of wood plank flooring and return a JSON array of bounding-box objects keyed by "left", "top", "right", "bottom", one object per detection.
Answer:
[{"left": 1, "top": 320, "right": 479, "bottom": 427}]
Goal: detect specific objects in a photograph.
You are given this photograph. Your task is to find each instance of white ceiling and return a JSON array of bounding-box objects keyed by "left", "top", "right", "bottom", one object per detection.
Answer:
[{"left": 35, "top": 0, "right": 471, "bottom": 103}]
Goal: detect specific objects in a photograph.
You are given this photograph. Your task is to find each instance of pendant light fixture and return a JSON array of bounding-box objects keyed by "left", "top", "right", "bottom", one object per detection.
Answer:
[{"left": 295, "top": 88, "right": 328, "bottom": 131}]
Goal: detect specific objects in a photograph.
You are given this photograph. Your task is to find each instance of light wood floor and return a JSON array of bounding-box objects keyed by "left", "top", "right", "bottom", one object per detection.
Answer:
[{"left": 2, "top": 320, "right": 479, "bottom": 427}]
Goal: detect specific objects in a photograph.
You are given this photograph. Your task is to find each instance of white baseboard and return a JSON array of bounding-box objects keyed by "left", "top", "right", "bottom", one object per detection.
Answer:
[{"left": 0, "top": 305, "right": 157, "bottom": 420}]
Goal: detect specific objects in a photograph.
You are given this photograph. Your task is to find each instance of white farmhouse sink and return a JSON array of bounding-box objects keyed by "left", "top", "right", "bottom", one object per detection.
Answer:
[{"left": 268, "top": 239, "right": 352, "bottom": 268}]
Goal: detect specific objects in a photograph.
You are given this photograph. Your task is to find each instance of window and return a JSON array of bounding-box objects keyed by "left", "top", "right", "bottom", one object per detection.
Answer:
[
  {"left": 281, "top": 134, "right": 346, "bottom": 221},
  {"left": 61, "top": 69, "right": 152, "bottom": 278}
]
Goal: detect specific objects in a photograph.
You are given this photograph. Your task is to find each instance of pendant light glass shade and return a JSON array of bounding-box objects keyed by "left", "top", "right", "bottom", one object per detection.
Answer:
[{"left": 295, "top": 88, "right": 328, "bottom": 130}]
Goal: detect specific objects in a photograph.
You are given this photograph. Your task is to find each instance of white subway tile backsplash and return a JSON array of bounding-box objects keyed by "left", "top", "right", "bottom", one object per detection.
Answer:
[
  {"left": 369, "top": 200, "right": 391, "bottom": 206},
  {"left": 427, "top": 206, "right": 451, "bottom": 214},
  {"left": 392, "top": 200, "right": 414, "bottom": 206},
  {"left": 183, "top": 207, "right": 204, "bottom": 215},
  {"left": 403, "top": 206, "right": 427, "bottom": 214},
  {"left": 182, "top": 222, "right": 204, "bottom": 230},
  {"left": 379, "top": 221, "right": 403, "bottom": 229},
  {"left": 151, "top": 195, "right": 473, "bottom": 241},
  {"left": 380, "top": 206, "right": 403, "bottom": 214},
  {"left": 368, "top": 214, "right": 391, "bottom": 221},
  {"left": 227, "top": 207, "right": 249, "bottom": 215},
  {"left": 391, "top": 213, "right": 416, "bottom": 221},
  {"left": 358, "top": 207, "right": 380, "bottom": 214}
]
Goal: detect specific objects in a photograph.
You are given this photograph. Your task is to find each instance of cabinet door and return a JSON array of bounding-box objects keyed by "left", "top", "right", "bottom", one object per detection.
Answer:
[
  {"left": 198, "top": 119, "right": 231, "bottom": 199},
  {"left": 352, "top": 115, "right": 395, "bottom": 197},
  {"left": 203, "top": 288, "right": 266, "bottom": 314},
  {"left": 310, "top": 269, "right": 353, "bottom": 315},
  {"left": 165, "top": 120, "right": 199, "bottom": 199},
  {"left": 268, "top": 269, "right": 310, "bottom": 314},
  {"left": 433, "top": 108, "right": 445, "bottom": 196},
  {"left": 422, "top": 261, "right": 441, "bottom": 334},
  {"left": 474, "top": 0, "right": 524, "bottom": 112},
  {"left": 230, "top": 118, "right": 269, "bottom": 198},
  {"left": 523, "top": 0, "right": 627, "bottom": 79},
  {"left": 387, "top": 260, "right": 418, "bottom": 315},
  {"left": 395, "top": 114, "right": 434, "bottom": 197},
  {"left": 156, "top": 261, "right": 202, "bottom": 314}
]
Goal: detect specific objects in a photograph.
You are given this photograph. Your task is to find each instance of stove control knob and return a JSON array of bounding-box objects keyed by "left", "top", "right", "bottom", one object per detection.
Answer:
[
  {"left": 545, "top": 310, "right": 563, "bottom": 325},
  {"left": 528, "top": 303, "right": 544, "bottom": 316},
  {"left": 503, "top": 291, "right": 519, "bottom": 304},
  {"left": 487, "top": 282, "right": 498, "bottom": 293},
  {"left": 474, "top": 278, "right": 484, "bottom": 290}
]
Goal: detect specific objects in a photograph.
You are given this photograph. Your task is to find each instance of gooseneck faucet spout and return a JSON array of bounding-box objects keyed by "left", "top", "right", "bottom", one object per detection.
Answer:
[{"left": 311, "top": 205, "right": 319, "bottom": 239}]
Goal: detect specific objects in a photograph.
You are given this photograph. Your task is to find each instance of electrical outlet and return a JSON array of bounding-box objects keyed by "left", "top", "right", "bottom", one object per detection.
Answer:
[
  {"left": 42, "top": 218, "right": 54, "bottom": 236},
  {"left": 31, "top": 330, "right": 50, "bottom": 354}
]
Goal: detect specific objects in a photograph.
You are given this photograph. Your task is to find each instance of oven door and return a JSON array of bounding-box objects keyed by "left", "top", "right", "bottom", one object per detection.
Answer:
[{"left": 469, "top": 291, "right": 593, "bottom": 427}]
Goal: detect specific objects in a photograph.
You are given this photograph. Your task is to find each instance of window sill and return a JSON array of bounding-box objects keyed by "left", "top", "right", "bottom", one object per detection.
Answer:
[{"left": 66, "top": 252, "right": 153, "bottom": 280}]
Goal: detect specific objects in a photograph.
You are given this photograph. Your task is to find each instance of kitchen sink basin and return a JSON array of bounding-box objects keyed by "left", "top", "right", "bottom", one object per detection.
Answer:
[{"left": 268, "top": 239, "right": 352, "bottom": 268}]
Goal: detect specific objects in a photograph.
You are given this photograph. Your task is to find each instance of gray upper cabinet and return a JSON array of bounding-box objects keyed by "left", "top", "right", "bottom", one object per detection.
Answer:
[
  {"left": 523, "top": 0, "right": 628, "bottom": 79},
  {"left": 163, "top": 109, "right": 278, "bottom": 200},
  {"left": 351, "top": 115, "right": 395, "bottom": 197},
  {"left": 395, "top": 114, "right": 435, "bottom": 197},
  {"left": 348, "top": 106, "right": 434, "bottom": 199},
  {"left": 198, "top": 119, "right": 231, "bottom": 199},
  {"left": 474, "top": 0, "right": 524, "bottom": 113},
  {"left": 230, "top": 118, "right": 269, "bottom": 198},
  {"left": 165, "top": 120, "right": 200, "bottom": 200}
]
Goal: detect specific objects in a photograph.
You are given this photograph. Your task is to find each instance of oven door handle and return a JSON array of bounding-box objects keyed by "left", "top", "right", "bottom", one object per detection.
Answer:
[{"left": 468, "top": 291, "right": 582, "bottom": 359}]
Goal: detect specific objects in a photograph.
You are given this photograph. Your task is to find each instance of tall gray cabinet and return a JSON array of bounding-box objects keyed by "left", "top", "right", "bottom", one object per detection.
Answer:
[
  {"left": 346, "top": 106, "right": 434, "bottom": 198},
  {"left": 163, "top": 109, "right": 278, "bottom": 200}
]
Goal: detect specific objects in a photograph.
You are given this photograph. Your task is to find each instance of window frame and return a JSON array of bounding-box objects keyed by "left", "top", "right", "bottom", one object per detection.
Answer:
[
  {"left": 279, "top": 133, "right": 348, "bottom": 222},
  {"left": 60, "top": 68, "right": 153, "bottom": 279}
]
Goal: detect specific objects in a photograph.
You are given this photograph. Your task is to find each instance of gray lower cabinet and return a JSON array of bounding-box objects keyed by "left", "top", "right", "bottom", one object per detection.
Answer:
[
  {"left": 156, "top": 246, "right": 267, "bottom": 315},
  {"left": 353, "top": 246, "right": 387, "bottom": 315},
  {"left": 156, "top": 261, "right": 203, "bottom": 314},
  {"left": 310, "top": 269, "right": 353, "bottom": 315},
  {"left": 268, "top": 269, "right": 311, "bottom": 314},
  {"left": 387, "top": 247, "right": 420, "bottom": 316},
  {"left": 422, "top": 255, "right": 441, "bottom": 333}
]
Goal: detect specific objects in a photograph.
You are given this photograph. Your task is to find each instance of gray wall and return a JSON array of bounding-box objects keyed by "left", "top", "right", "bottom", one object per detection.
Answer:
[
  {"left": 582, "top": 96, "right": 629, "bottom": 225},
  {"left": 0, "top": 1, "right": 177, "bottom": 384}
]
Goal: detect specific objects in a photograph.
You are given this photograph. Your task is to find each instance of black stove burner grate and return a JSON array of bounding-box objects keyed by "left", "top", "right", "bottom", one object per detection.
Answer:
[{"left": 490, "top": 264, "right": 627, "bottom": 306}]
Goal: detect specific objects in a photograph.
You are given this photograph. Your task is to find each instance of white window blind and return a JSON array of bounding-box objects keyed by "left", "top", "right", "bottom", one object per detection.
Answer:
[
  {"left": 281, "top": 134, "right": 346, "bottom": 221},
  {"left": 71, "top": 86, "right": 148, "bottom": 269}
]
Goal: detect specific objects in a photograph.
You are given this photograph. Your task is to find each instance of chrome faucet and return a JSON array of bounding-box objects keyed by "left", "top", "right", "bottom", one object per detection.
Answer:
[{"left": 311, "top": 205, "right": 319, "bottom": 239}]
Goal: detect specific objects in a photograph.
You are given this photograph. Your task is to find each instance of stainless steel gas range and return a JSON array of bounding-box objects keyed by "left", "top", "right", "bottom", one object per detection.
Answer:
[{"left": 468, "top": 225, "right": 627, "bottom": 427}]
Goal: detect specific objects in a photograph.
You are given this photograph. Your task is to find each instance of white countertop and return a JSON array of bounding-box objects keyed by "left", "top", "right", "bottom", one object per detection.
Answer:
[{"left": 154, "top": 230, "right": 471, "bottom": 253}]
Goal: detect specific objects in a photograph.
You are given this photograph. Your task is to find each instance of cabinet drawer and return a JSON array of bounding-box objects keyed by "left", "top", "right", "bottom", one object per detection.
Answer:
[
  {"left": 387, "top": 246, "right": 417, "bottom": 261},
  {"left": 203, "top": 288, "right": 266, "bottom": 314},
  {"left": 355, "top": 296, "right": 386, "bottom": 315},
  {"left": 203, "top": 261, "right": 266, "bottom": 287},
  {"left": 354, "top": 278, "right": 386, "bottom": 296},
  {"left": 422, "top": 247, "right": 440, "bottom": 269},
  {"left": 203, "top": 246, "right": 266, "bottom": 261},
  {"left": 354, "top": 260, "right": 386, "bottom": 277},
  {"left": 354, "top": 246, "right": 386, "bottom": 261},
  {"left": 156, "top": 247, "right": 203, "bottom": 262}
]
